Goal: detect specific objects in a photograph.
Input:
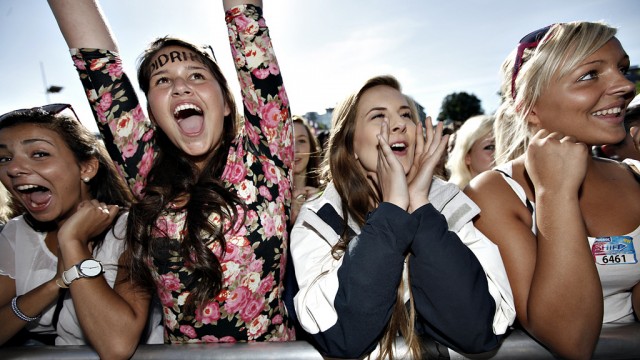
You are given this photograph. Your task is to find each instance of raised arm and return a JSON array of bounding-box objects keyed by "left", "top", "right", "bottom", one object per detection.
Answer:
[
  {"left": 223, "top": 0, "right": 262, "bottom": 11},
  {"left": 224, "top": 1, "right": 292, "bottom": 168},
  {"left": 466, "top": 159, "right": 602, "bottom": 360},
  {"left": 48, "top": 0, "right": 154, "bottom": 197},
  {"left": 56, "top": 205, "right": 151, "bottom": 359},
  {"left": 48, "top": 0, "right": 117, "bottom": 51}
]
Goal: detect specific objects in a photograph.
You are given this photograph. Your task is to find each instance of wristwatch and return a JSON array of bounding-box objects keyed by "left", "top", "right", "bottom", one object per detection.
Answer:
[{"left": 62, "top": 259, "right": 104, "bottom": 286}]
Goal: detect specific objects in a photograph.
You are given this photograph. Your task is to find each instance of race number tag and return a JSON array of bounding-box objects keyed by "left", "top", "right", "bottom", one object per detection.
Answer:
[{"left": 592, "top": 236, "right": 638, "bottom": 265}]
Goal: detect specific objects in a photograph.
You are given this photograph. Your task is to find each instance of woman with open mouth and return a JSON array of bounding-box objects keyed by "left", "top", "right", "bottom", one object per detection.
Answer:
[
  {"left": 290, "top": 75, "right": 515, "bottom": 359},
  {"left": 0, "top": 104, "right": 162, "bottom": 354},
  {"left": 48, "top": 0, "right": 294, "bottom": 353}
]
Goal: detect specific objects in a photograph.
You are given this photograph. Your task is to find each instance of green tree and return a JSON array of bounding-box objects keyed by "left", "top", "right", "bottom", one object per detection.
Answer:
[{"left": 437, "top": 92, "right": 484, "bottom": 125}]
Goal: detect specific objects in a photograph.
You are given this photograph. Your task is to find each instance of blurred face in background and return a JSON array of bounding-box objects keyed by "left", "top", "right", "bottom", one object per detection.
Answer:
[
  {"left": 466, "top": 133, "right": 495, "bottom": 178},
  {"left": 294, "top": 122, "right": 311, "bottom": 177}
]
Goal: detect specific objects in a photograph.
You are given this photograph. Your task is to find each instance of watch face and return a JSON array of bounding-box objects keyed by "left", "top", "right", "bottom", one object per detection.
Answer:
[{"left": 79, "top": 259, "right": 103, "bottom": 277}]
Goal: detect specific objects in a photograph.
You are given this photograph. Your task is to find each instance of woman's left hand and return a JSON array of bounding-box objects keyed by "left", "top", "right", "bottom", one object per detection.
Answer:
[{"left": 406, "top": 119, "right": 449, "bottom": 212}]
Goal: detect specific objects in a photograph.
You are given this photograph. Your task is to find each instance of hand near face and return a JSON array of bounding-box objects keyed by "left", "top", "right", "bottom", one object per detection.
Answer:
[
  {"left": 406, "top": 120, "right": 449, "bottom": 212},
  {"left": 368, "top": 120, "right": 410, "bottom": 210},
  {"left": 58, "top": 200, "right": 120, "bottom": 249},
  {"left": 525, "top": 129, "right": 589, "bottom": 194},
  {"left": 290, "top": 186, "right": 320, "bottom": 225}
]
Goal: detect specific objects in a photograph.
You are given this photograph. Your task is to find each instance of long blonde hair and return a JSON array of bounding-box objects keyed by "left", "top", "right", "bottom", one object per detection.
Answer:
[
  {"left": 494, "top": 21, "right": 617, "bottom": 165},
  {"left": 323, "top": 75, "right": 422, "bottom": 360}
]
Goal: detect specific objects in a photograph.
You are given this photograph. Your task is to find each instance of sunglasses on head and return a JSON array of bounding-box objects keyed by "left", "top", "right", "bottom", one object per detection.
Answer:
[
  {"left": 202, "top": 45, "right": 217, "bottom": 62},
  {"left": 511, "top": 24, "right": 556, "bottom": 100},
  {"left": 0, "top": 103, "right": 79, "bottom": 123}
]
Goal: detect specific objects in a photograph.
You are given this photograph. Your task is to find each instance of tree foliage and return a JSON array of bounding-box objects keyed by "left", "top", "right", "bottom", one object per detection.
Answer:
[{"left": 436, "top": 92, "right": 484, "bottom": 123}]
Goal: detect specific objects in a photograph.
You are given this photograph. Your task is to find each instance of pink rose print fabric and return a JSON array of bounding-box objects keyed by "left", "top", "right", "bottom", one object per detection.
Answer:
[{"left": 71, "top": 5, "right": 294, "bottom": 343}]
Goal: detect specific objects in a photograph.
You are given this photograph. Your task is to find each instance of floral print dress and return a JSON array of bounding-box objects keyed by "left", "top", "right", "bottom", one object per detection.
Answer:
[{"left": 70, "top": 5, "right": 294, "bottom": 343}]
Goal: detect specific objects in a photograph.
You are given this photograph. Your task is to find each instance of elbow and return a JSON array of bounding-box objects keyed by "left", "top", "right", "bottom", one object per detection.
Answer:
[
  {"left": 93, "top": 336, "right": 139, "bottom": 360},
  {"left": 526, "top": 320, "right": 600, "bottom": 360},
  {"left": 545, "top": 337, "right": 598, "bottom": 360},
  {"left": 309, "top": 324, "right": 380, "bottom": 360},
  {"left": 454, "top": 330, "right": 501, "bottom": 355},
  {"left": 315, "top": 340, "right": 376, "bottom": 360}
]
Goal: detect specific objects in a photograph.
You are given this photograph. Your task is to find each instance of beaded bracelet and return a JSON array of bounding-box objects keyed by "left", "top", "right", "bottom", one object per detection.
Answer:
[{"left": 11, "top": 296, "right": 40, "bottom": 322}]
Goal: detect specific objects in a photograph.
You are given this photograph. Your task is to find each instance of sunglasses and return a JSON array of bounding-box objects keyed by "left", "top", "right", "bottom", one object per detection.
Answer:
[
  {"left": 202, "top": 45, "right": 217, "bottom": 62},
  {"left": 0, "top": 103, "right": 80, "bottom": 123},
  {"left": 511, "top": 24, "right": 556, "bottom": 100}
]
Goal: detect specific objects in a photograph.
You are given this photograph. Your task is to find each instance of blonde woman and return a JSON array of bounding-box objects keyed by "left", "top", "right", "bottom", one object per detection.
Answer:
[
  {"left": 446, "top": 115, "right": 495, "bottom": 189},
  {"left": 466, "top": 22, "right": 639, "bottom": 359}
]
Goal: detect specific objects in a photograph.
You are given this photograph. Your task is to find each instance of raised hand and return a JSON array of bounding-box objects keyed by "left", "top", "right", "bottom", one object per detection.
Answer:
[
  {"left": 406, "top": 119, "right": 449, "bottom": 212},
  {"left": 367, "top": 120, "right": 410, "bottom": 210},
  {"left": 58, "top": 200, "right": 119, "bottom": 250},
  {"left": 525, "top": 129, "right": 589, "bottom": 195}
]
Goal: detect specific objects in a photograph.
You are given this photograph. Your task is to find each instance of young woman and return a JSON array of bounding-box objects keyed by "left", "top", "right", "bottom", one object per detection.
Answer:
[
  {"left": 291, "top": 75, "right": 514, "bottom": 359},
  {"left": 446, "top": 115, "right": 495, "bottom": 189},
  {"left": 291, "top": 115, "right": 321, "bottom": 225},
  {"left": 0, "top": 104, "right": 161, "bottom": 355},
  {"left": 49, "top": 0, "right": 294, "bottom": 344},
  {"left": 465, "top": 22, "right": 640, "bottom": 360}
]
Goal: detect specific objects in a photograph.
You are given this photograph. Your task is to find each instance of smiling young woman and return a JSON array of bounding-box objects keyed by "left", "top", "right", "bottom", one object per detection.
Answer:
[
  {"left": 0, "top": 104, "right": 162, "bottom": 354},
  {"left": 49, "top": 0, "right": 294, "bottom": 350},
  {"left": 465, "top": 22, "right": 640, "bottom": 360},
  {"left": 290, "top": 75, "right": 514, "bottom": 360}
]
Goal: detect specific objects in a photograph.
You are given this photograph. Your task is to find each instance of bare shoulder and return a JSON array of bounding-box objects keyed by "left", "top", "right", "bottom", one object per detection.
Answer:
[
  {"left": 465, "top": 170, "right": 521, "bottom": 215},
  {"left": 464, "top": 167, "right": 534, "bottom": 241}
]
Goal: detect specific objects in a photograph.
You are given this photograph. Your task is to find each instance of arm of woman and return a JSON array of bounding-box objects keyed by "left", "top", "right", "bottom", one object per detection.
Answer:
[
  {"left": 57, "top": 204, "right": 151, "bottom": 358},
  {"left": 291, "top": 202, "right": 416, "bottom": 359},
  {"left": 0, "top": 276, "right": 61, "bottom": 345},
  {"left": 466, "top": 159, "right": 602, "bottom": 358},
  {"left": 408, "top": 203, "right": 499, "bottom": 354},
  {"left": 47, "top": 0, "right": 117, "bottom": 51},
  {"left": 0, "top": 231, "right": 61, "bottom": 345},
  {"left": 48, "top": 0, "right": 154, "bottom": 198},
  {"left": 223, "top": 0, "right": 262, "bottom": 11},
  {"left": 224, "top": 1, "right": 293, "bottom": 169}
]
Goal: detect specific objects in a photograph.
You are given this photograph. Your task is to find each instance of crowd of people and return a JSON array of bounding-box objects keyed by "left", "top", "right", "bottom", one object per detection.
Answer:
[{"left": 0, "top": 1, "right": 638, "bottom": 359}]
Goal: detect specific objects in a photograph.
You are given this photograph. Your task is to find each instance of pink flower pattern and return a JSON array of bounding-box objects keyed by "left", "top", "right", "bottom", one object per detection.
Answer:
[{"left": 71, "top": 5, "right": 293, "bottom": 343}]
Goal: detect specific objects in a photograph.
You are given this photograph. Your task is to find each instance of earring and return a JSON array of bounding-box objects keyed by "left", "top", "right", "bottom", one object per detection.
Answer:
[{"left": 82, "top": 177, "right": 90, "bottom": 183}]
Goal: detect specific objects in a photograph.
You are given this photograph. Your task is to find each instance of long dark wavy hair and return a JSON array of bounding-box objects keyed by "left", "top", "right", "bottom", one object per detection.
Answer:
[
  {"left": 322, "top": 75, "right": 422, "bottom": 359},
  {"left": 0, "top": 107, "right": 132, "bottom": 249},
  {"left": 124, "top": 37, "right": 245, "bottom": 311}
]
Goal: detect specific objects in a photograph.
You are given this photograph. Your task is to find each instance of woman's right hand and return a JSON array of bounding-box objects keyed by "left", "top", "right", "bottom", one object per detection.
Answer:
[
  {"left": 58, "top": 200, "right": 119, "bottom": 251},
  {"left": 368, "top": 120, "right": 410, "bottom": 210},
  {"left": 525, "top": 129, "right": 588, "bottom": 194}
]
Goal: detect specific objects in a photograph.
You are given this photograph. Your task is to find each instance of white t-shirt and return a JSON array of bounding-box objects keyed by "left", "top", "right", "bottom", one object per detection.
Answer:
[{"left": 0, "top": 214, "right": 163, "bottom": 345}]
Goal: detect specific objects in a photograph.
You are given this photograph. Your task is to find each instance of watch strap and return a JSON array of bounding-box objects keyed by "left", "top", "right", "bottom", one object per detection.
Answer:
[{"left": 62, "top": 264, "right": 80, "bottom": 286}]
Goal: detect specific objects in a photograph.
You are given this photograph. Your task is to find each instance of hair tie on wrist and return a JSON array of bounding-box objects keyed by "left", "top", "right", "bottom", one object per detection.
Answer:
[
  {"left": 11, "top": 296, "right": 41, "bottom": 322},
  {"left": 56, "top": 278, "right": 69, "bottom": 289}
]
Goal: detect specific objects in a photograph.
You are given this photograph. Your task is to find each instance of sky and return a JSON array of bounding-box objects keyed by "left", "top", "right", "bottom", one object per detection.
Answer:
[{"left": 0, "top": 0, "right": 639, "bottom": 133}]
